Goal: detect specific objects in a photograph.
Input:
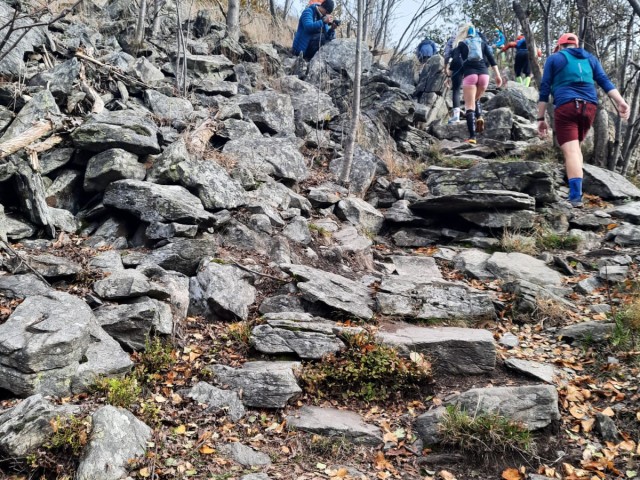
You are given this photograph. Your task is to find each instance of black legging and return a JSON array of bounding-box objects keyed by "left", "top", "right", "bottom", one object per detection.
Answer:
[
  {"left": 450, "top": 62, "right": 463, "bottom": 109},
  {"left": 514, "top": 50, "right": 530, "bottom": 77}
]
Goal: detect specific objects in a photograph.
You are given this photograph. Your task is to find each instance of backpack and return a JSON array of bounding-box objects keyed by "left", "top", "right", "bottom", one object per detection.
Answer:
[
  {"left": 552, "top": 50, "right": 594, "bottom": 94},
  {"left": 418, "top": 40, "right": 435, "bottom": 61},
  {"left": 464, "top": 35, "right": 483, "bottom": 62}
]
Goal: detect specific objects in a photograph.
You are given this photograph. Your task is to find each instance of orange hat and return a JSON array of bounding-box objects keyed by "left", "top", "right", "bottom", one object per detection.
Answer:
[{"left": 554, "top": 33, "right": 578, "bottom": 52}]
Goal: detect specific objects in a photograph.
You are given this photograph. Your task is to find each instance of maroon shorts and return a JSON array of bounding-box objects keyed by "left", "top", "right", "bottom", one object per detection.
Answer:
[{"left": 554, "top": 100, "right": 598, "bottom": 146}]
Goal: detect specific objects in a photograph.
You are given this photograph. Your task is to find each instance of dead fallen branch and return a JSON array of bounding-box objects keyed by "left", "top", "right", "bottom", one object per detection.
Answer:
[{"left": 0, "top": 120, "right": 54, "bottom": 159}]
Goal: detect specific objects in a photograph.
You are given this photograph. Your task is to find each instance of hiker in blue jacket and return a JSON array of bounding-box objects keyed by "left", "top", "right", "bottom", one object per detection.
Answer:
[
  {"left": 292, "top": 0, "right": 337, "bottom": 60},
  {"left": 537, "top": 32, "right": 629, "bottom": 208},
  {"left": 416, "top": 38, "right": 438, "bottom": 63}
]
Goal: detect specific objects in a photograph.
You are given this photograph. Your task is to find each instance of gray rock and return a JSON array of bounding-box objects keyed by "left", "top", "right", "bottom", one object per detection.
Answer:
[
  {"left": 184, "top": 381, "right": 245, "bottom": 421},
  {"left": 453, "top": 249, "right": 494, "bottom": 280},
  {"left": 595, "top": 413, "right": 621, "bottom": 442},
  {"left": 307, "top": 39, "right": 373, "bottom": 83},
  {"left": 175, "top": 158, "right": 246, "bottom": 211},
  {"left": 0, "top": 394, "right": 79, "bottom": 457},
  {"left": 4, "top": 253, "right": 82, "bottom": 278},
  {"left": 193, "top": 79, "right": 238, "bottom": 96},
  {"left": 499, "top": 333, "right": 519, "bottom": 348},
  {"left": 486, "top": 252, "right": 563, "bottom": 287},
  {"left": 94, "top": 297, "right": 173, "bottom": 351},
  {"left": 223, "top": 137, "right": 307, "bottom": 183},
  {"left": 333, "top": 226, "right": 372, "bottom": 254},
  {"left": 414, "top": 407, "right": 447, "bottom": 445},
  {"left": 185, "top": 54, "right": 234, "bottom": 80},
  {"left": 558, "top": 321, "right": 615, "bottom": 343},
  {"left": 29, "top": 58, "right": 82, "bottom": 100},
  {"left": 505, "top": 358, "right": 556, "bottom": 384},
  {"left": 609, "top": 201, "right": 640, "bottom": 224},
  {"left": 220, "top": 442, "right": 271, "bottom": 466},
  {"left": 84, "top": 149, "right": 146, "bottom": 192},
  {"left": 390, "top": 255, "right": 442, "bottom": 280},
  {"left": 485, "top": 84, "right": 538, "bottom": 120},
  {"left": 461, "top": 210, "right": 536, "bottom": 229},
  {"left": 0, "top": 273, "right": 51, "bottom": 298},
  {"left": 278, "top": 75, "right": 338, "bottom": 132},
  {"left": 392, "top": 228, "right": 441, "bottom": 247},
  {"left": 483, "top": 107, "right": 514, "bottom": 141},
  {"left": 376, "top": 277, "right": 495, "bottom": 323},
  {"left": 329, "top": 147, "right": 381, "bottom": 196},
  {"left": 281, "top": 264, "right": 374, "bottom": 320},
  {"left": 215, "top": 118, "right": 262, "bottom": 142},
  {"left": 146, "top": 138, "right": 191, "bottom": 184},
  {"left": 48, "top": 207, "right": 79, "bottom": 234},
  {"left": 212, "top": 361, "right": 301, "bottom": 408},
  {"left": 45, "top": 169, "right": 83, "bottom": 213},
  {"left": 93, "top": 269, "right": 159, "bottom": 300},
  {"left": 0, "top": 291, "right": 131, "bottom": 397},
  {"left": 411, "top": 190, "right": 536, "bottom": 214},
  {"left": 89, "top": 251, "right": 125, "bottom": 273},
  {"left": 144, "top": 90, "right": 193, "bottom": 121},
  {"left": 286, "top": 406, "right": 383, "bottom": 445},
  {"left": 0, "top": 2, "right": 46, "bottom": 78},
  {"left": 136, "top": 265, "right": 190, "bottom": 323},
  {"left": 133, "top": 57, "right": 165, "bottom": 83},
  {"left": 598, "top": 265, "right": 628, "bottom": 282},
  {"left": 219, "top": 219, "right": 271, "bottom": 255},
  {"left": 237, "top": 91, "right": 295, "bottom": 136},
  {"left": 104, "top": 180, "right": 215, "bottom": 225},
  {"left": 607, "top": 224, "right": 640, "bottom": 246},
  {"left": 1, "top": 90, "right": 59, "bottom": 143},
  {"left": 71, "top": 110, "right": 161, "bottom": 155},
  {"left": 241, "top": 474, "right": 271, "bottom": 480},
  {"left": 426, "top": 161, "right": 558, "bottom": 204},
  {"left": 336, "top": 197, "right": 384, "bottom": 234},
  {"left": 377, "top": 324, "right": 496, "bottom": 374},
  {"left": 283, "top": 216, "right": 312, "bottom": 245},
  {"left": 76, "top": 406, "right": 152, "bottom": 480},
  {"left": 146, "top": 222, "right": 198, "bottom": 240},
  {"left": 189, "top": 259, "right": 256, "bottom": 320},
  {"left": 583, "top": 164, "right": 640, "bottom": 200},
  {"left": 451, "top": 385, "right": 560, "bottom": 430},
  {"left": 259, "top": 295, "right": 305, "bottom": 314},
  {"left": 251, "top": 312, "right": 351, "bottom": 359}
]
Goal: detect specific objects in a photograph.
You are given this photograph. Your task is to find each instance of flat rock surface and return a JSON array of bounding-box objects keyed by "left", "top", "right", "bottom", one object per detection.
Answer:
[
  {"left": 486, "top": 252, "right": 563, "bottom": 287},
  {"left": 505, "top": 358, "right": 556, "bottom": 384}
]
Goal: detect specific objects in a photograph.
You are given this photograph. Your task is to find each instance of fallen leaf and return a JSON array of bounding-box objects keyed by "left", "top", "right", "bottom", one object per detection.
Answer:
[
  {"left": 374, "top": 451, "right": 393, "bottom": 470},
  {"left": 439, "top": 471, "right": 457, "bottom": 480},
  {"left": 174, "top": 425, "right": 186, "bottom": 435},
  {"left": 502, "top": 468, "right": 523, "bottom": 480},
  {"left": 199, "top": 445, "right": 214, "bottom": 455},
  {"left": 581, "top": 418, "right": 596, "bottom": 432},
  {"left": 139, "top": 467, "right": 150, "bottom": 478},
  {"left": 570, "top": 405, "right": 588, "bottom": 419},
  {"left": 600, "top": 407, "right": 615, "bottom": 417}
]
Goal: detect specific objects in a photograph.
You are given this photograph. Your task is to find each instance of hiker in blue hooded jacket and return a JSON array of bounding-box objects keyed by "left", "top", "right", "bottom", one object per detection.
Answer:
[
  {"left": 292, "top": 0, "right": 337, "bottom": 60},
  {"left": 416, "top": 38, "right": 438, "bottom": 63},
  {"left": 537, "top": 32, "right": 629, "bottom": 208}
]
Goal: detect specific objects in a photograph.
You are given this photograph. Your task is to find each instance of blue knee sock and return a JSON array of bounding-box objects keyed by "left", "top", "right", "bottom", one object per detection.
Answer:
[{"left": 568, "top": 178, "right": 583, "bottom": 201}]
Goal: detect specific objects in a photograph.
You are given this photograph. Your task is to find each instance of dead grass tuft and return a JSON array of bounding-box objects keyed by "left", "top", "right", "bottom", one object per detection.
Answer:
[{"left": 500, "top": 231, "right": 537, "bottom": 255}]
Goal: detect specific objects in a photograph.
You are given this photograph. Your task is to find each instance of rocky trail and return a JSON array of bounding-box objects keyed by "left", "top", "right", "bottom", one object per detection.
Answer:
[{"left": 0, "top": 2, "right": 640, "bottom": 480}]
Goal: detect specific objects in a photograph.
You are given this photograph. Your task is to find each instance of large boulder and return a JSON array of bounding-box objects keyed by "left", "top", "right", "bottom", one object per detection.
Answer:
[
  {"left": 212, "top": 361, "right": 301, "bottom": 408},
  {"left": 485, "top": 82, "right": 538, "bottom": 120},
  {"left": 486, "top": 252, "right": 563, "bottom": 287},
  {"left": 141, "top": 237, "right": 217, "bottom": 276},
  {"left": 223, "top": 137, "right": 308, "bottom": 183},
  {"left": 361, "top": 75, "right": 416, "bottom": 130},
  {"left": 278, "top": 75, "right": 339, "bottom": 133},
  {"left": 103, "top": 180, "right": 216, "bottom": 225},
  {"left": 426, "top": 161, "right": 558, "bottom": 204},
  {"left": 335, "top": 197, "right": 385, "bottom": 234},
  {"left": 184, "top": 381, "right": 246, "bottom": 421},
  {"left": 0, "top": 90, "right": 59, "bottom": 143},
  {"left": 189, "top": 259, "right": 257, "bottom": 320},
  {"left": 144, "top": 89, "right": 194, "bottom": 121},
  {"left": 329, "top": 146, "right": 382, "bottom": 196},
  {"left": 84, "top": 149, "right": 146, "bottom": 192},
  {"left": 71, "top": 110, "right": 161, "bottom": 155},
  {"left": 75, "top": 406, "right": 152, "bottom": 480},
  {"left": 185, "top": 53, "right": 235, "bottom": 80},
  {"left": 281, "top": 264, "right": 375, "bottom": 320},
  {"left": 307, "top": 39, "right": 373, "bottom": 84},
  {"left": 483, "top": 107, "right": 514, "bottom": 141},
  {"left": 410, "top": 190, "right": 535, "bottom": 214},
  {"left": 0, "top": 292, "right": 131, "bottom": 397},
  {"left": 609, "top": 201, "right": 640, "bottom": 224},
  {"left": 237, "top": 91, "right": 295, "bottom": 136},
  {"left": 582, "top": 164, "right": 640, "bottom": 200}
]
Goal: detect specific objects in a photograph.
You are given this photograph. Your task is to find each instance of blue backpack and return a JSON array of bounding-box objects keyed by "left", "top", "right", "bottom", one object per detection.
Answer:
[
  {"left": 464, "top": 35, "right": 484, "bottom": 62},
  {"left": 551, "top": 50, "right": 594, "bottom": 95},
  {"left": 418, "top": 40, "right": 435, "bottom": 61}
]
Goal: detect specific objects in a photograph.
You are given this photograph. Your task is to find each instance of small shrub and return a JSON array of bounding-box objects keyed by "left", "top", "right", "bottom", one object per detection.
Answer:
[
  {"left": 95, "top": 376, "right": 141, "bottom": 408},
  {"left": 438, "top": 157, "right": 476, "bottom": 169},
  {"left": 611, "top": 299, "right": 640, "bottom": 352},
  {"left": 439, "top": 405, "right": 533, "bottom": 454},
  {"left": 500, "top": 231, "right": 537, "bottom": 255},
  {"left": 299, "top": 333, "right": 432, "bottom": 402},
  {"left": 309, "top": 223, "right": 332, "bottom": 238},
  {"left": 305, "top": 434, "right": 355, "bottom": 459},
  {"left": 536, "top": 232, "right": 581, "bottom": 251},
  {"left": 47, "top": 415, "right": 91, "bottom": 457},
  {"left": 137, "top": 336, "right": 174, "bottom": 375},
  {"left": 226, "top": 321, "right": 253, "bottom": 345},
  {"left": 138, "top": 399, "right": 162, "bottom": 426},
  {"left": 522, "top": 143, "right": 562, "bottom": 163}
]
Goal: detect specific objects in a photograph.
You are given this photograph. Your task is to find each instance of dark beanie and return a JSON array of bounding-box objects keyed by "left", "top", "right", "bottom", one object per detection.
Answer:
[{"left": 321, "top": 0, "right": 335, "bottom": 13}]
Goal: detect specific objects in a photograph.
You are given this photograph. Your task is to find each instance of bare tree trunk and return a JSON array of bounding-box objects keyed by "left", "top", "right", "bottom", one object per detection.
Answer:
[
  {"left": 628, "top": 0, "right": 640, "bottom": 17},
  {"left": 135, "top": 0, "right": 148, "bottom": 46},
  {"left": 340, "top": 0, "right": 364, "bottom": 188},
  {"left": 536, "top": 0, "right": 552, "bottom": 57},
  {"left": 269, "top": 0, "right": 277, "bottom": 18},
  {"left": 282, "top": 0, "right": 293, "bottom": 19},
  {"left": 610, "top": 14, "right": 634, "bottom": 171},
  {"left": 151, "top": 0, "right": 166, "bottom": 37},
  {"left": 621, "top": 76, "right": 640, "bottom": 174},
  {"left": 512, "top": 0, "right": 542, "bottom": 86},
  {"left": 227, "top": 0, "right": 240, "bottom": 41},
  {"left": 592, "top": 106, "right": 609, "bottom": 167}
]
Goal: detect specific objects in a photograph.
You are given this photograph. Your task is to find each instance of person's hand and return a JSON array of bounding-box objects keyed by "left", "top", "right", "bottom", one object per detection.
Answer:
[
  {"left": 495, "top": 74, "right": 503, "bottom": 88},
  {"left": 618, "top": 99, "right": 630, "bottom": 121},
  {"left": 323, "top": 14, "right": 333, "bottom": 24},
  {"left": 445, "top": 77, "right": 451, "bottom": 88},
  {"left": 538, "top": 120, "right": 548, "bottom": 138}
]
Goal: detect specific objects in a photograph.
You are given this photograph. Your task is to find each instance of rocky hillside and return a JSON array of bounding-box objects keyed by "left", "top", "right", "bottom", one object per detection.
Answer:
[{"left": 1, "top": 2, "right": 640, "bottom": 480}]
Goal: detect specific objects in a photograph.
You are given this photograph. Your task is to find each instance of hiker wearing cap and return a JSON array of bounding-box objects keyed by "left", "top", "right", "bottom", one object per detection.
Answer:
[
  {"left": 444, "top": 27, "right": 464, "bottom": 123},
  {"left": 537, "top": 33, "right": 630, "bottom": 208},
  {"left": 502, "top": 35, "right": 541, "bottom": 86},
  {"left": 292, "top": 0, "right": 337, "bottom": 60},
  {"left": 450, "top": 23, "right": 503, "bottom": 144},
  {"left": 492, "top": 28, "right": 506, "bottom": 60}
]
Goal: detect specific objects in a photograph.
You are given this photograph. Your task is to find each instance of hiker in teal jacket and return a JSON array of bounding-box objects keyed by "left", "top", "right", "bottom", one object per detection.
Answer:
[
  {"left": 292, "top": 0, "right": 337, "bottom": 60},
  {"left": 537, "top": 33, "right": 629, "bottom": 208}
]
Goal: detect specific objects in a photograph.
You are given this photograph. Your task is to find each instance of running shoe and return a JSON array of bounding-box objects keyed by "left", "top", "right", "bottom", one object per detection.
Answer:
[
  {"left": 475, "top": 117, "right": 485, "bottom": 133},
  {"left": 465, "top": 138, "right": 477, "bottom": 144}
]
